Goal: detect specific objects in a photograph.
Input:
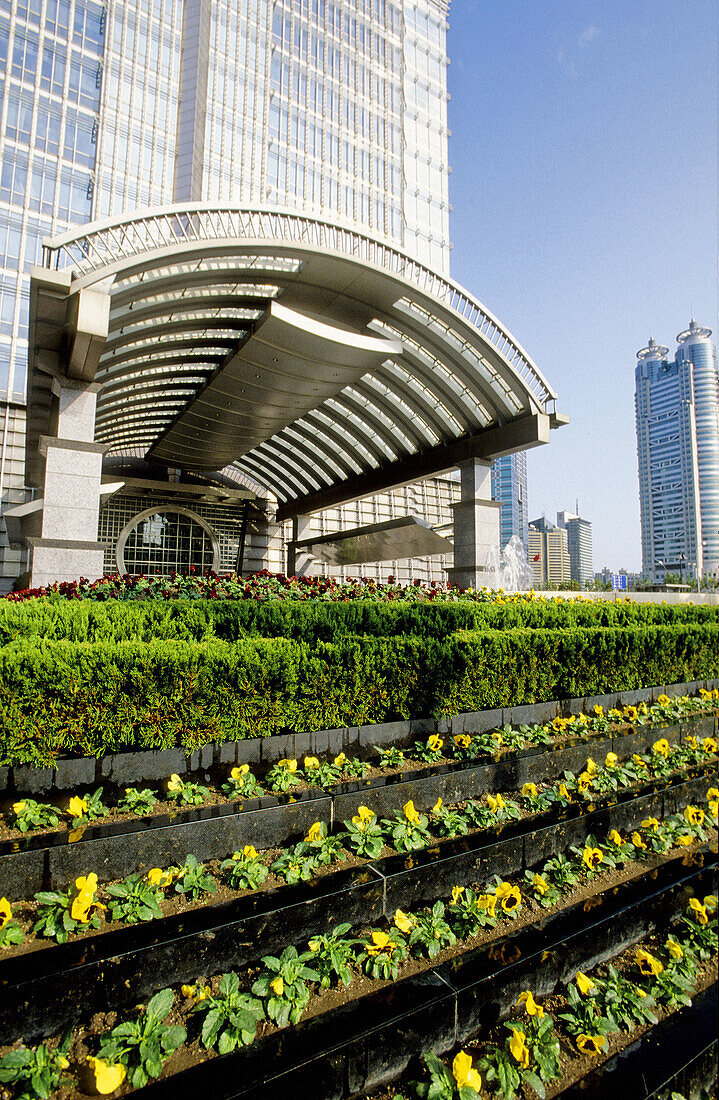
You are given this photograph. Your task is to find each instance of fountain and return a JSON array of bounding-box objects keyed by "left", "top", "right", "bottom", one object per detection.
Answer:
[{"left": 485, "top": 535, "right": 535, "bottom": 593}]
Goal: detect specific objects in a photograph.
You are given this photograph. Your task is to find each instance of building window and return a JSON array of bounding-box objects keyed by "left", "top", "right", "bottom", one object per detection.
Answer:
[{"left": 117, "top": 506, "right": 219, "bottom": 575}]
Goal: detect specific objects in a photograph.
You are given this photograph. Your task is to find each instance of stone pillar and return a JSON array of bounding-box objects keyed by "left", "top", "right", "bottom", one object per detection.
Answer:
[
  {"left": 28, "top": 378, "right": 106, "bottom": 587},
  {"left": 446, "top": 459, "right": 502, "bottom": 589},
  {"left": 286, "top": 514, "right": 318, "bottom": 577}
]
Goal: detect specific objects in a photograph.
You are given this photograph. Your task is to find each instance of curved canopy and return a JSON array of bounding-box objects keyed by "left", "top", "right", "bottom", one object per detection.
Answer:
[{"left": 31, "top": 206, "right": 566, "bottom": 517}]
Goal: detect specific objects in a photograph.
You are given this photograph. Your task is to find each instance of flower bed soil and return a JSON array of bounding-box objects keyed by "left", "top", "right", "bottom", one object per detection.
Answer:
[{"left": 16, "top": 844, "right": 713, "bottom": 1100}]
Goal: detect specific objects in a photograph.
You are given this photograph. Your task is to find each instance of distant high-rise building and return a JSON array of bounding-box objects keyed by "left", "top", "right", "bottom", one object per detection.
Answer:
[
  {"left": 635, "top": 321, "right": 719, "bottom": 583},
  {"left": 556, "top": 510, "right": 593, "bottom": 584},
  {"left": 491, "top": 453, "right": 528, "bottom": 551},
  {"left": 528, "top": 517, "right": 571, "bottom": 586}
]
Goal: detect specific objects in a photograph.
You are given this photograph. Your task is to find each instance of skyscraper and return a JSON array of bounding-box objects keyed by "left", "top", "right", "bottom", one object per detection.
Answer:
[
  {"left": 1, "top": 0, "right": 563, "bottom": 589},
  {"left": 491, "top": 452, "right": 528, "bottom": 552},
  {"left": 635, "top": 322, "right": 719, "bottom": 583},
  {"left": 528, "top": 516, "right": 571, "bottom": 587},
  {"left": 556, "top": 510, "right": 593, "bottom": 584}
]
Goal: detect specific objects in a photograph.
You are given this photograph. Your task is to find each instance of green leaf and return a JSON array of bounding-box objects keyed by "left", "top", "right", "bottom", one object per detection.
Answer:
[{"left": 146, "top": 987, "right": 174, "bottom": 1022}]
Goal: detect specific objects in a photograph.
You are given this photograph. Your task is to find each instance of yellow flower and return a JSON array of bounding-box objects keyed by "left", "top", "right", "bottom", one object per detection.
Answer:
[
  {"left": 585, "top": 757, "right": 598, "bottom": 775},
  {"left": 666, "top": 938, "right": 683, "bottom": 960},
  {"left": 352, "top": 805, "right": 374, "bottom": 831},
  {"left": 147, "top": 868, "right": 172, "bottom": 887},
  {"left": 452, "top": 1050, "right": 481, "bottom": 1092},
  {"left": 167, "top": 774, "right": 183, "bottom": 792},
  {"left": 577, "top": 1034, "right": 605, "bottom": 1056},
  {"left": 496, "top": 882, "right": 522, "bottom": 912},
  {"left": 533, "top": 873, "right": 549, "bottom": 895},
  {"left": 583, "top": 847, "right": 603, "bottom": 871},
  {"left": 576, "top": 971, "right": 596, "bottom": 996},
  {"left": 303, "top": 756, "right": 320, "bottom": 770},
  {"left": 509, "top": 1029, "right": 530, "bottom": 1068},
  {"left": 707, "top": 787, "right": 719, "bottom": 800},
  {"left": 477, "top": 893, "right": 497, "bottom": 915},
  {"left": 632, "top": 832, "right": 647, "bottom": 850},
  {"left": 428, "top": 734, "right": 443, "bottom": 752},
  {"left": 453, "top": 734, "right": 471, "bottom": 749},
  {"left": 403, "top": 800, "right": 420, "bottom": 825},
  {"left": 635, "top": 948, "right": 663, "bottom": 976},
  {"left": 709, "top": 800, "right": 719, "bottom": 818},
  {"left": 230, "top": 764, "right": 250, "bottom": 780},
  {"left": 278, "top": 758, "right": 298, "bottom": 772},
  {"left": 689, "top": 898, "right": 708, "bottom": 924},
  {"left": 12, "top": 801, "right": 26, "bottom": 815},
  {"left": 605, "top": 752, "right": 619, "bottom": 769},
  {"left": 432, "top": 798, "right": 443, "bottom": 814},
  {"left": 641, "top": 818, "right": 660, "bottom": 831},
  {"left": 677, "top": 835, "right": 694, "bottom": 847},
  {"left": 68, "top": 796, "right": 88, "bottom": 818},
  {"left": 522, "top": 783, "right": 538, "bottom": 798},
  {"left": 704, "top": 894, "right": 718, "bottom": 912},
  {"left": 243, "top": 844, "right": 259, "bottom": 860},
  {"left": 334, "top": 753, "right": 346, "bottom": 767},
  {"left": 0, "top": 897, "right": 12, "bottom": 927},
  {"left": 56, "top": 1056, "right": 70, "bottom": 1069},
  {"left": 652, "top": 739, "right": 670, "bottom": 757},
  {"left": 181, "top": 984, "right": 195, "bottom": 997},
  {"left": 608, "top": 829, "right": 625, "bottom": 847},
  {"left": 487, "top": 793, "right": 506, "bottom": 813},
  {"left": 702, "top": 738, "right": 717, "bottom": 754},
  {"left": 517, "top": 990, "right": 544, "bottom": 1017},
  {"left": 594, "top": 705, "right": 604, "bottom": 717},
  {"left": 306, "top": 821, "right": 324, "bottom": 843},
  {"left": 657, "top": 694, "right": 671, "bottom": 706},
  {"left": 88, "top": 1057, "right": 126, "bottom": 1095},
  {"left": 624, "top": 706, "right": 639, "bottom": 722},
  {"left": 577, "top": 772, "right": 593, "bottom": 793},
  {"left": 686, "top": 736, "right": 698, "bottom": 750},
  {"left": 632, "top": 754, "right": 648, "bottom": 768},
  {"left": 270, "top": 975, "right": 285, "bottom": 996},
  {"left": 684, "top": 805, "right": 704, "bottom": 827},
  {"left": 451, "top": 885, "right": 465, "bottom": 904},
  {"left": 394, "top": 908, "right": 413, "bottom": 934},
  {"left": 558, "top": 782, "right": 571, "bottom": 800},
  {"left": 366, "top": 930, "right": 394, "bottom": 955}
]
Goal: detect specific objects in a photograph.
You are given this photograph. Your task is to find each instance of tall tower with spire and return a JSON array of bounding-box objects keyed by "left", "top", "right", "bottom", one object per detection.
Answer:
[{"left": 635, "top": 322, "right": 719, "bottom": 583}]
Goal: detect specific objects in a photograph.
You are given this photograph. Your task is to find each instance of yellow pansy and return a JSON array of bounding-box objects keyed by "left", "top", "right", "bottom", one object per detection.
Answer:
[
  {"left": 709, "top": 800, "right": 719, "bottom": 818},
  {"left": 278, "top": 759, "right": 298, "bottom": 772},
  {"left": 706, "top": 787, "right": 719, "bottom": 801},
  {"left": 166, "top": 774, "right": 183, "bottom": 792},
  {"left": 594, "top": 705, "right": 604, "bottom": 717},
  {"left": 366, "top": 930, "right": 395, "bottom": 956},
  {"left": 577, "top": 773, "right": 593, "bottom": 793},
  {"left": 576, "top": 971, "right": 595, "bottom": 996},
  {"left": 242, "top": 844, "right": 259, "bottom": 860},
  {"left": 12, "top": 801, "right": 26, "bottom": 815},
  {"left": 632, "top": 754, "right": 648, "bottom": 769},
  {"left": 428, "top": 734, "right": 443, "bottom": 752},
  {"left": 657, "top": 694, "right": 671, "bottom": 706},
  {"left": 352, "top": 805, "right": 374, "bottom": 831},
  {"left": 451, "top": 885, "right": 465, "bottom": 904},
  {"left": 583, "top": 847, "right": 603, "bottom": 871},
  {"left": 0, "top": 897, "right": 12, "bottom": 927},
  {"left": 605, "top": 752, "right": 619, "bottom": 769},
  {"left": 624, "top": 706, "right": 639, "bottom": 722},
  {"left": 147, "top": 868, "right": 172, "bottom": 887},
  {"left": 676, "top": 835, "right": 694, "bottom": 846},
  {"left": 452, "top": 1050, "right": 481, "bottom": 1092},
  {"left": 702, "top": 738, "right": 717, "bottom": 754},
  {"left": 632, "top": 832, "right": 647, "bottom": 850},
  {"left": 608, "top": 829, "right": 625, "bottom": 847},
  {"left": 304, "top": 756, "right": 320, "bottom": 770},
  {"left": 558, "top": 782, "right": 571, "bottom": 800},
  {"left": 181, "top": 984, "right": 195, "bottom": 997},
  {"left": 88, "top": 1057, "right": 127, "bottom": 1095},
  {"left": 585, "top": 758, "right": 598, "bottom": 775},
  {"left": 270, "top": 975, "right": 285, "bottom": 996},
  {"left": 68, "top": 796, "right": 88, "bottom": 818},
  {"left": 495, "top": 882, "right": 521, "bottom": 912},
  {"left": 684, "top": 805, "right": 704, "bottom": 827},
  {"left": 704, "top": 894, "right": 718, "bottom": 912},
  {"left": 522, "top": 783, "right": 538, "bottom": 798},
  {"left": 230, "top": 764, "right": 250, "bottom": 780},
  {"left": 689, "top": 898, "right": 708, "bottom": 924},
  {"left": 576, "top": 1034, "right": 605, "bottom": 1056},
  {"left": 666, "top": 938, "right": 683, "bottom": 960},
  {"left": 533, "top": 873, "right": 549, "bottom": 895},
  {"left": 305, "top": 821, "right": 324, "bottom": 843},
  {"left": 432, "top": 798, "right": 443, "bottom": 815},
  {"left": 635, "top": 948, "right": 663, "bottom": 976},
  {"left": 453, "top": 734, "right": 471, "bottom": 749},
  {"left": 477, "top": 893, "right": 498, "bottom": 914},
  {"left": 334, "top": 753, "right": 346, "bottom": 767},
  {"left": 652, "top": 739, "right": 670, "bottom": 757},
  {"left": 487, "top": 793, "right": 505, "bottom": 813},
  {"left": 517, "top": 990, "right": 544, "bottom": 1017},
  {"left": 394, "top": 909, "right": 413, "bottom": 934},
  {"left": 686, "top": 736, "right": 698, "bottom": 750},
  {"left": 641, "top": 818, "right": 659, "bottom": 831},
  {"left": 403, "top": 800, "right": 420, "bottom": 825},
  {"left": 509, "top": 1029, "right": 530, "bottom": 1068}
]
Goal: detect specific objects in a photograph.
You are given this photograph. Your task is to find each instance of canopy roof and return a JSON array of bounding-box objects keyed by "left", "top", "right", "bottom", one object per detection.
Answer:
[{"left": 30, "top": 206, "right": 566, "bottom": 518}]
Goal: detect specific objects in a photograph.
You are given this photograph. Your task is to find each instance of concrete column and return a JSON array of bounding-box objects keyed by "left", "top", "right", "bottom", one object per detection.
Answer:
[
  {"left": 446, "top": 459, "right": 502, "bottom": 589},
  {"left": 28, "top": 378, "right": 106, "bottom": 587},
  {"left": 286, "top": 514, "right": 318, "bottom": 577}
]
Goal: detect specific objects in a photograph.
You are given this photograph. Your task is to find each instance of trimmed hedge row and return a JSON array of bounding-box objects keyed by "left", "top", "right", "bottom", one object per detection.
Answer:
[
  {"left": 1, "top": 622, "right": 717, "bottom": 765},
  {"left": 0, "top": 596, "right": 716, "bottom": 645}
]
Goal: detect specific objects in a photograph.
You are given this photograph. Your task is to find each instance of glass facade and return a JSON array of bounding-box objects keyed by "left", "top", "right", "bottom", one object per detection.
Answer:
[
  {"left": 635, "top": 323, "right": 719, "bottom": 582},
  {"left": 491, "top": 452, "right": 528, "bottom": 552}
]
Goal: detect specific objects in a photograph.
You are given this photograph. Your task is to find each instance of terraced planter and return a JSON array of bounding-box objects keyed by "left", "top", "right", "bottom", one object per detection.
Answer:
[
  {"left": 122, "top": 851, "right": 718, "bottom": 1100},
  {"left": 0, "top": 767, "right": 714, "bottom": 1044},
  {"left": 1, "top": 720, "right": 715, "bottom": 899}
]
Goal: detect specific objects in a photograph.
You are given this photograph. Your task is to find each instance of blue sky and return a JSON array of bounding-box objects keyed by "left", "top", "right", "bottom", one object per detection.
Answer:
[{"left": 446, "top": 1, "right": 717, "bottom": 571}]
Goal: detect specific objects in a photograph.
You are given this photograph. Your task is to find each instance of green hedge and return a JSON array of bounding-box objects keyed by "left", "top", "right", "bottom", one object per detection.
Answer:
[
  {"left": 0, "top": 597, "right": 716, "bottom": 646},
  {"left": 1, "top": 622, "right": 717, "bottom": 766}
]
